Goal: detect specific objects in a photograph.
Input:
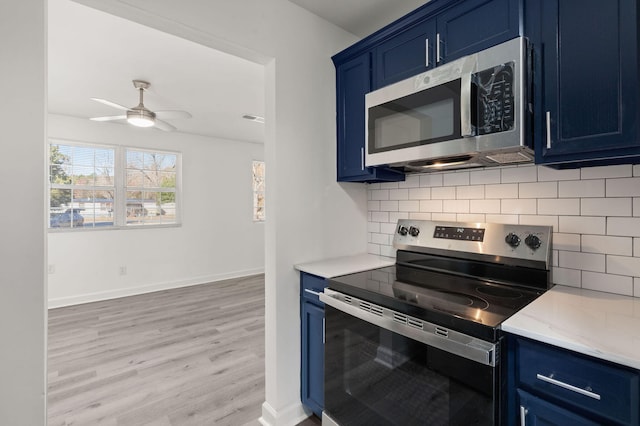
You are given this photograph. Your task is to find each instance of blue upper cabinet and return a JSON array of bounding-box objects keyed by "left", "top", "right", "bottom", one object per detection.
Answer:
[
  {"left": 333, "top": 0, "right": 522, "bottom": 182},
  {"left": 335, "top": 53, "right": 405, "bottom": 182},
  {"left": 526, "top": 0, "right": 640, "bottom": 167}
]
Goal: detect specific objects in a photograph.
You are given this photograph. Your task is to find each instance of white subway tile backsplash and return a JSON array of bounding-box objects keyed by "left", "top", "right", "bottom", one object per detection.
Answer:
[
  {"left": 538, "top": 199, "right": 579, "bottom": 216},
  {"left": 409, "top": 212, "right": 432, "bottom": 220},
  {"left": 520, "top": 215, "right": 558, "bottom": 229},
  {"left": 379, "top": 200, "right": 399, "bottom": 212},
  {"left": 485, "top": 183, "right": 518, "bottom": 199},
  {"left": 398, "top": 200, "right": 420, "bottom": 212},
  {"left": 607, "top": 255, "right": 640, "bottom": 277},
  {"left": 431, "top": 186, "right": 456, "bottom": 200},
  {"left": 538, "top": 166, "right": 580, "bottom": 181},
  {"left": 443, "top": 199, "right": 470, "bottom": 213},
  {"left": 501, "top": 165, "right": 537, "bottom": 183},
  {"left": 559, "top": 251, "right": 605, "bottom": 273},
  {"left": 409, "top": 187, "right": 431, "bottom": 200},
  {"left": 582, "top": 271, "right": 633, "bottom": 296},
  {"left": 559, "top": 180, "right": 605, "bottom": 198},
  {"left": 389, "top": 212, "right": 409, "bottom": 224},
  {"left": 485, "top": 214, "right": 519, "bottom": 224},
  {"left": 559, "top": 216, "right": 606, "bottom": 234},
  {"left": 552, "top": 267, "right": 581, "bottom": 287},
  {"left": 580, "top": 164, "right": 632, "bottom": 179},
  {"left": 606, "top": 177, "right": 640, "bottom": 197},
  {"left": 420, "top": 200, "right": 443, "bottom": 212},
  {"left": 389, "top": 188, "right": 409, "bottom": 200},
  {"left": 371, "top": 211, "right": 389, "bottom": 223},
  {"left": 371, "top": 189, "right": 390, "bottom": 201},
  {"left": 553, "top": 232, "right": 580, "bottom": 251},
  {"left": 608, "top": 217, "right": 640, "bottom": 237},
  {"left": 367, "top": 165, "right": 640, "bottom": 297},
  {"left": 519, "top": 182, "right": 557, "bottom": 199},
  {"left": 456, "top": 185, "right": 485, "bottom": 199},
  {"left": 581, "top": 198, "right": 632, "bottom": 217},
  {"left": 398, "top": 175, "right": 420, "bottom": 188},
  {"left": 456, "top": 213, "right": 486, "bottom": 223},
  {"left": 419, "top": 174, "right": 443, "bottom": 187},
  {"left": 582, "top": 235, "right": 633, "bottom": 256},
  {"left": 432, "top": 213, "right": 457, "bottom": 221},
  {"left": 501, "top": 199, "right": 536, "bottom": 215},
  {"left": 470, "top": 169, "right": 501, "bottom": 184},
  {"left": 443, "top": 171, "right": 470, "bottom": 186},
  {"left": 470, "top": 199, "right": 501, "bottom": 214},
  {"left": 371, "top": 233, "right": 390, "bottom": 245}
]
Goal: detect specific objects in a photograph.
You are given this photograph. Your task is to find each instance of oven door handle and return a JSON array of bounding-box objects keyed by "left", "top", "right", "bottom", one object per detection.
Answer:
[{"left": 320, "top": 289, "right": 497, "bottom": 367}]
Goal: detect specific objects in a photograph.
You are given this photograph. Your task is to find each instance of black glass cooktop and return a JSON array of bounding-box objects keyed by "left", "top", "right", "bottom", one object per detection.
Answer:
[{"left": 327, "top": 264, "right": 545, "bottom": 342}]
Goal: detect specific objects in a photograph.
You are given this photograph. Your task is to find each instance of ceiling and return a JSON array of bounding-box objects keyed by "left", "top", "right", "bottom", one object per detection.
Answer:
[
  {"left": 48, "top": 0, "right": 266, "bottom": 144},
  {"left": 288, "top": 0, "right": 430, "bottom": 38},
  {"left": 48, "top": 0, "right": 427, "bottom": 144}
]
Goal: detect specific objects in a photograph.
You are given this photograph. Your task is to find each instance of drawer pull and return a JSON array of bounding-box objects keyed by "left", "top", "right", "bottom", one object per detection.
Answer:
[
  {"left": 536, "top": 373, "right": 601, "bottom": 400},
  {"left": 304, "top": 288, "right": 321, "bottom": 297}
]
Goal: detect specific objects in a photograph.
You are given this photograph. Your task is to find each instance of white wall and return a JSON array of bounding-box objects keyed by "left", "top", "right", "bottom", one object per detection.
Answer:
[
  {"left": 48, "top": 114, "right": 265, "bottom": 307},
  {"left": 0, "top": 1, "right": 47, "bottom": 425},
  {"left": 367, "top": 164, "right": 640, "bottom": 297},
  {"left": 71, "top": 1, "right": 366, "bottom": 425}
]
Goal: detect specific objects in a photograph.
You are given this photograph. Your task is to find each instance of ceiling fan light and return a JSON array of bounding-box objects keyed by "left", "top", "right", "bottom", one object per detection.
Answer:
[{"left": 127, "top": 109, "right": 156, "bottom": 127}]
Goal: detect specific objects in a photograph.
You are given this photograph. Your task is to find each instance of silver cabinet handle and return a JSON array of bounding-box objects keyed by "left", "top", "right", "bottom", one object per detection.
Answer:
[
  {"left": 425, "top": 38, "right": 430, "bottom": 67},
  {"left": 536, "top": 373, "right": 601, "bottom": 400},
  {"left": 322, "top": 317, "right": 325, "bottom": 344},
  {"left": 304, "top": 288, "right": 321, "bottom": 297},
  {"left": 519, "top": 406, "right": 527, "bottom": 426},
  {"left": 436, "top": 33, "right": 442, "bottom": 63},
  {"left": 546, "top": 111, "right": 552, "bottom": 149},
  {"left": 360, "top": 147, "right": 365, "bottom": 170}
]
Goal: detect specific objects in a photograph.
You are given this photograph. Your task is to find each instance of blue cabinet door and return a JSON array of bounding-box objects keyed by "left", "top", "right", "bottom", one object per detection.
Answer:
[
  {"left": 436, "top": 0, "right": 521, "bottom": 64},
  {"left": 301, "top": 300, "right": 324, "bottom": 417},
  {"left": 335, "top": 53, "right": 405, "bottom": 182},
  {"left": 518, "top": 390, "right": 600, "bottom": 426},
  {"left": 527, "top": 0, "right": 640, "bottom": 166},
  {"left": 373, "top": 18, "right": 437, "bottom": 89}
]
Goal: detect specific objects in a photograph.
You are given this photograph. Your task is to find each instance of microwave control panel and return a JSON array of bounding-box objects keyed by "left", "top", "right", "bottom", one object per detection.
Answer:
[{"left": 474, "top": 62, "right": 515, "bottom": 135}]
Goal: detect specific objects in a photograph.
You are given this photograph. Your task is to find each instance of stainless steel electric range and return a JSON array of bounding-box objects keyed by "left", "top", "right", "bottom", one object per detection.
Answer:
[{"left": 320, "top": 220, "right": 552, "bottom": 426}]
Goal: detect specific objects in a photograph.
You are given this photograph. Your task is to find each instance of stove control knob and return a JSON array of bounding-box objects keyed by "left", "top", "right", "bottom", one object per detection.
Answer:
[
  {"left": 398, "top": 225, "right": 409, "bottom": 236},
  {"left": 505, "top": 233, "right": 521, "bottom": 247},
  {"left": 409, "top": 226, "right": 420, "bottom": 237},
  {"left": 525, "top": 234, "right": 542, "bottom": 250}
]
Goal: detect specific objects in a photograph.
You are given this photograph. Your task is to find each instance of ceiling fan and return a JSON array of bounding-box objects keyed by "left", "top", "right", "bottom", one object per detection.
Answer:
[{"left": 90, "top": 80, "right": 191, "bottom": 131}]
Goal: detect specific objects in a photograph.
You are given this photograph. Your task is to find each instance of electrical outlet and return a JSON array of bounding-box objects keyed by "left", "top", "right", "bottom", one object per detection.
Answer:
[
  {"left": 48, "top": 264, "right": 55, "bottom": 274},
  {"left": 119, "top": 266, "right": 127, "bottom": 276}
]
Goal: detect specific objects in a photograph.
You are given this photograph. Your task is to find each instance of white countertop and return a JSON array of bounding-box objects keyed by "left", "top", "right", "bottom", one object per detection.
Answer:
[
  {"left": 294, "top": 253, "right": 395, "bottom": 278},
  {"left": 502, "top": 285, "right": 640, "bottom": 370}
]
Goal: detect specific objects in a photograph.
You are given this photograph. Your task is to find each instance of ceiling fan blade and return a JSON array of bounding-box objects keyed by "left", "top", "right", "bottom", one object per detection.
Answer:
[
  {"left": 155, "top": 110, "right": 192, "bottom": 120},
  {"left": 90, "top": 115, "right": 127, "bottom": 122},
  {"left": 91, "top": 97, "right": 130, "bottom": 111},
  {"left": 154, "top": 119, "right": 177, "bottom": 132}
]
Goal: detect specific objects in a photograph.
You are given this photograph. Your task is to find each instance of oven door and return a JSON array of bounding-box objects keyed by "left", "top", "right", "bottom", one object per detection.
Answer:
[{"left": 321, "top": 291, "right": 505, "bottom": 426}]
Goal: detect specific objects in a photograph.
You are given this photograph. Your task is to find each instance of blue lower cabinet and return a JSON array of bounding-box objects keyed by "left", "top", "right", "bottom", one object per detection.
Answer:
[{"left": 300, "top": 272, "right": 326, "bottom": 417}]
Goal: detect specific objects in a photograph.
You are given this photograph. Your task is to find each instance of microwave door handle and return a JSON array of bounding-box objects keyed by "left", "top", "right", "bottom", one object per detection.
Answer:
[{"left": 460, "top": 72, "right": 474, "bottom": 137}]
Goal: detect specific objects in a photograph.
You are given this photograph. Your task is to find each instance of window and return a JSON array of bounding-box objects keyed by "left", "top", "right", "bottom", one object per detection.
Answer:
[
  {"left": 48, "top": 141, "right": 180, "bottom": 230},
  {"left": 252, "top": 160, "right": 265, "bottom": 221}
]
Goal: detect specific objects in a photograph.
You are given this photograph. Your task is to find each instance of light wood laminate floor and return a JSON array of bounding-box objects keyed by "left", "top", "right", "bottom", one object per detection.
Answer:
[{"left": 48, "top": 275, "right": 265, "bottom": 426}]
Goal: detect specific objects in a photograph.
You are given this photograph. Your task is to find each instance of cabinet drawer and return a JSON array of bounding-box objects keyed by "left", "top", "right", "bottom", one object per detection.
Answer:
[
  {"left": 301, "top": 272, "right": 326, "bottom": 305},
  {"left": 516, "top": 338, "right": 640, "bottom": 425}
]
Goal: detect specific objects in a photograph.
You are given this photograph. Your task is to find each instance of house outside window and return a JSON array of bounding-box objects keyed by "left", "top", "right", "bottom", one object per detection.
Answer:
[
  {"left": 48, "top": 140, "right": 180, "bottom": 230},
  {"left": 252, "top": 160, "right": 265, "bottom": 222}
]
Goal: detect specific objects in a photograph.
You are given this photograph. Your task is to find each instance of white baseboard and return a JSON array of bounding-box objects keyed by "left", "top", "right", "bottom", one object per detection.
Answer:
[
  {"left": 259, "top": 400, "right": 309, "bottom": 426},
  {"left": 47, "top": 268, "right": 264, "bottom": 309}
]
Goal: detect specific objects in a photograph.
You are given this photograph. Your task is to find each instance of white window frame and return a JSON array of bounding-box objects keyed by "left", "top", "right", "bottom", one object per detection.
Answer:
[{"left": 48, "top": 139, "right": 181, "bottom": 231}]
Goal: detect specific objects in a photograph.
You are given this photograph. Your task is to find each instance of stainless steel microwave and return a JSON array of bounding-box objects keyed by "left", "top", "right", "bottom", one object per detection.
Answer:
[{"left": 365, "top": 37, "right": 532, "bottom": 172}]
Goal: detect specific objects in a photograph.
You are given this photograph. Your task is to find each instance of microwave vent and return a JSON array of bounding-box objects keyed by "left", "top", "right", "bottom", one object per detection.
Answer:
[{"left": 485, "top": 151, "right": 532, "bottom": 164}]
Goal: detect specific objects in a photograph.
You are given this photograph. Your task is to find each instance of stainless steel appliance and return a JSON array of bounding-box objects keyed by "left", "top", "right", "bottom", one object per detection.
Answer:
[
  {"left": 365, "top": 37, "right": 531, "bottom": 172},
  {"left": 320, "top": 220, "right": 552, "bottom": 426}
]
